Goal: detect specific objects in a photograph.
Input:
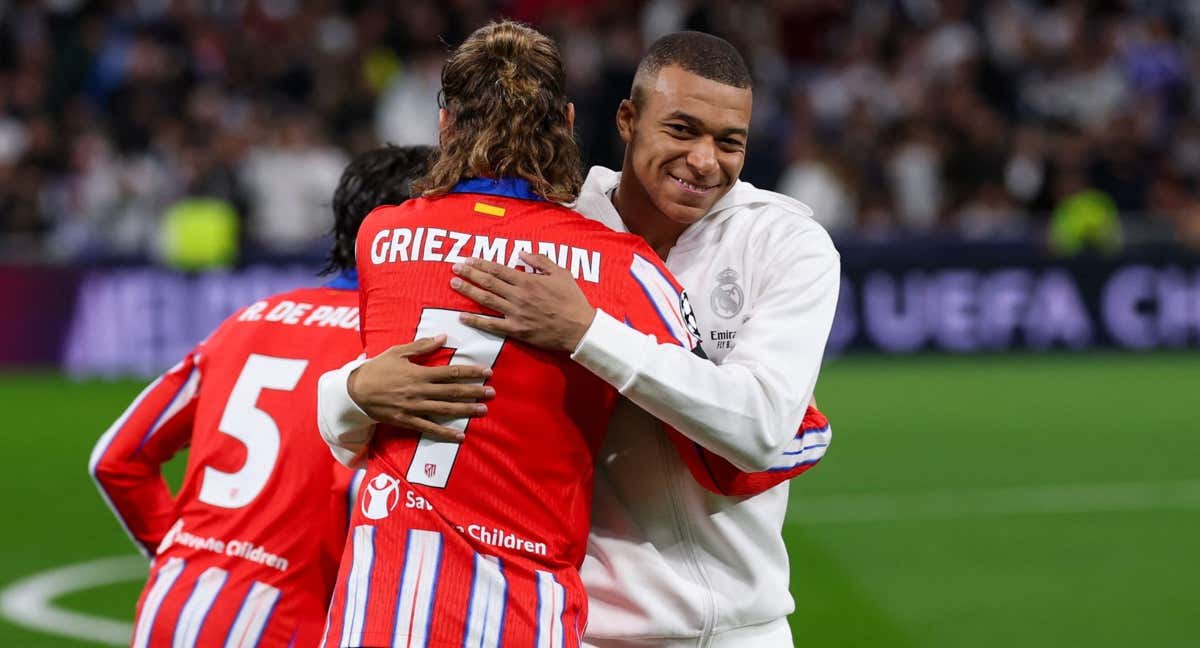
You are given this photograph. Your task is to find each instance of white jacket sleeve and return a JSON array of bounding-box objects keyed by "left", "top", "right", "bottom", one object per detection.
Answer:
[
  {"left": 571, "top": 228, "right": 840, "bottom": 472},
  {"left": 317, "top": 356, "right": 375, "bottom": 468}
]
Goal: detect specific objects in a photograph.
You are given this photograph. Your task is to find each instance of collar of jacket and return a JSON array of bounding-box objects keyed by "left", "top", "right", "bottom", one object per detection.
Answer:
[{"left": 579, "top": 165, "right": 814, "bottom": 246}]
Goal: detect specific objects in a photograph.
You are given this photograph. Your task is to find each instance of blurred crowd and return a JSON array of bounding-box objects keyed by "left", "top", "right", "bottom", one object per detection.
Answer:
[{"left": 3, "top": 0, "right": 1200, "bottom": 265}]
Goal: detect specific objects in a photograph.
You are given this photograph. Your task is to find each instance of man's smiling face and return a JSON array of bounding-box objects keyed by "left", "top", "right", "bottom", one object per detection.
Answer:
[{"left": 618, "top": 64, "right": 753, "bottom": 226}]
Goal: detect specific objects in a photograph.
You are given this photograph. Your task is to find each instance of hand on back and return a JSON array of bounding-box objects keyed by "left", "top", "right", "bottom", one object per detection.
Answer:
[
  {"left": 451, "top": 253, "right": 598, "bottom": 352},
  {"left": 347, "top": 335, "right": 495, "bottom": 442}
]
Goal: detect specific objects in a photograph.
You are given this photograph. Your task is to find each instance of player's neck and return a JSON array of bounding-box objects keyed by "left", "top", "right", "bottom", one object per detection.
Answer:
[{"left": 612, "top": 176, "right": 688, "bottom": 260}]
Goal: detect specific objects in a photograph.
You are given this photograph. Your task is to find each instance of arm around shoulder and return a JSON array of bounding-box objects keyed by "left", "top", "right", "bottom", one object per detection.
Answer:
[{"left": 572, "top": 223, "right": 840, "bottom": 472}]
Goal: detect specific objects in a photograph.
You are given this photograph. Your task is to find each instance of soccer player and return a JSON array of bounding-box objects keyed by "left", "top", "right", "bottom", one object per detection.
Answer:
[
  {"left": 322, "top": 33, "right": 840, "bottom": 647},
  {"left": 87, "top": 145, "right": 472, "bottom": 648},
  {"left": 316, "top": 21, "right": 715, "bottom": 648}
]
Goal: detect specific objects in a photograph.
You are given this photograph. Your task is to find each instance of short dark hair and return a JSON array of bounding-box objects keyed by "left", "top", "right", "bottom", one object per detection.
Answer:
[
  {"left": 324, "top": 144, "right": 434, "bottom": 275},
  {"left": 632, "top": 31, "right": 752, "bottom": 105}
]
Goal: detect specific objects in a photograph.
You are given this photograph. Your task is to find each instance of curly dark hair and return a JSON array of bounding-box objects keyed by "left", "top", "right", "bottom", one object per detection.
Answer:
[{"left": 323, "top": 144, "right": 434, "bottom": 275}]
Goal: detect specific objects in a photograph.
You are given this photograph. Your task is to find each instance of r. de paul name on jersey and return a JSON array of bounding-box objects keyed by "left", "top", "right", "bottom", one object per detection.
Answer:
[
  {"left": 368, "top": 227, "right": 602, "bottom": 284},
  {"left": 237, "top": 299, "right": 359, "bottom": 329}
]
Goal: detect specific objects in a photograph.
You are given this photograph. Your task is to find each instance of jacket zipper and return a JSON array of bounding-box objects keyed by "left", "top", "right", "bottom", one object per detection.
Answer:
[{"left": 659, "top": 431, "right": 718, "bottom": 646}]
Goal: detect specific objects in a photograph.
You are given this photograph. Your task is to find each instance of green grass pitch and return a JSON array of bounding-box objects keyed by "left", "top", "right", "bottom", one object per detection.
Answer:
[{"left": 0, "top": 353, "right": 1196, "bottom": 646}]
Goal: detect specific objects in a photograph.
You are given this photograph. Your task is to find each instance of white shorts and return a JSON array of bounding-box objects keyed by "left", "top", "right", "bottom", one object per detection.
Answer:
[{"left": 583, "top": 617, "right": 793, "bottom": 648}]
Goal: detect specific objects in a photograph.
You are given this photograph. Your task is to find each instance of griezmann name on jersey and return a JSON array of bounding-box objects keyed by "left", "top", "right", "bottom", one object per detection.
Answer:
[
  {"left": 91, "top": 285, "right": 365, "bottom": 648},
  {"left": 323, "top": 180, "right": 699, "bottom": 648}
]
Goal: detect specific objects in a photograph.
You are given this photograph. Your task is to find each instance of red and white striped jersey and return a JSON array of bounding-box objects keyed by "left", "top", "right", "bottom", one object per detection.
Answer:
[
  {"left": 321, "top": 179, "right": 701, "bottom": 648},
  {"left": 90, "top": 282, "right": 365, "bottom": 647}
]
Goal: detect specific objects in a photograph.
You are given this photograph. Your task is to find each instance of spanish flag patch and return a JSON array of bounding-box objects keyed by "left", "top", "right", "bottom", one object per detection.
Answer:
[{"left": 473, "top": 202, "right": 506, "bottom": 218}]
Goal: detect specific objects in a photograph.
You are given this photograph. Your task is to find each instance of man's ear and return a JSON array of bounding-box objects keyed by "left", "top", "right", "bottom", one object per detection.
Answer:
[
  {"left": 616, "top": 99, "right": 637, "bottom": 144},
  {"left": 438, "top": 108, "right": 449, "bottom": 134},
  {"left": 566, "top": 102, "right": 576, "bottom": 131}
]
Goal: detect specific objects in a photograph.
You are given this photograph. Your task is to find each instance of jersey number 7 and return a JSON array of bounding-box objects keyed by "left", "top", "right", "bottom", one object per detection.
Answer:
[{"left": 405, "top": 309, "right": 505, "bottom": 488}]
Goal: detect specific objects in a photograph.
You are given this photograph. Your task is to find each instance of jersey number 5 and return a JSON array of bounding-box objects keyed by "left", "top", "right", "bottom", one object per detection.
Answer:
[
  {"left": 199, "top": 354, "right": 309, "bottom": 508},
  {"left": 406, "top": 309, "right": 505, "bottom": 488}
]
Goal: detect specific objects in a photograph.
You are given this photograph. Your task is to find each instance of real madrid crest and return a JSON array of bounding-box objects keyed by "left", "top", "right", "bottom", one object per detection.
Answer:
[{"left": 711, "top": 268, "right": 744, "bottom": 319}]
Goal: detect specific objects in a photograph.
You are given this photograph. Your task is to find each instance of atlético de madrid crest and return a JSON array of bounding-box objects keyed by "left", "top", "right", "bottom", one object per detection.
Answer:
[{"left": 711, "top": 268, "right": 744, "bottom": 319}]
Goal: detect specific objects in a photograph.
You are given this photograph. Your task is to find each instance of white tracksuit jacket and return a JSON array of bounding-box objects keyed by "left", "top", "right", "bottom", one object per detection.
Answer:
[{"left": 317, "top": 166, "right": 840, "bottom": 647}]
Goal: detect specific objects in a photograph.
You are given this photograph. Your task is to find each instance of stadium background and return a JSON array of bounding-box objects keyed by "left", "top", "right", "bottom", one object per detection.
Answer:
[{"left": 1, "top": 1, "right": 1197, "bottom": 646}]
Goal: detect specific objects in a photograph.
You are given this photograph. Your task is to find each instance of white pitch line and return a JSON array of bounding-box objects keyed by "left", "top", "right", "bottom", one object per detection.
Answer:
[
  {"left": 3, "top": 481, "right": 1197, "bottom": 643},
  {"left": 0, "top": 554, "right": 148, "bottom": 646},
  {"left": 788, "top": 478, "right": 1200, "bottom": 525}
]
